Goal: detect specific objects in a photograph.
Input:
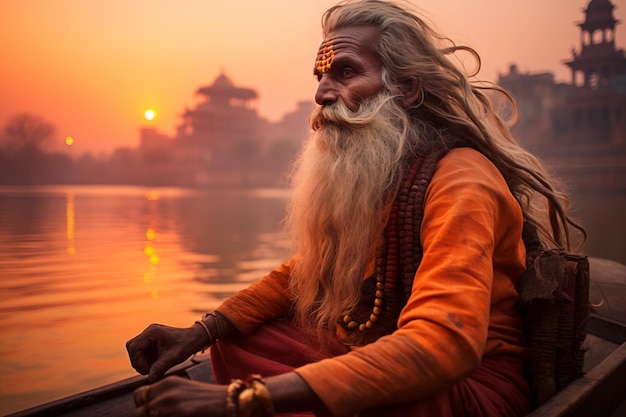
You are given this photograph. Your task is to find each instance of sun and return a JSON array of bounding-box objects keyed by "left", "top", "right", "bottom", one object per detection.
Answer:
[{"left": 144, "top": 109, "right": 156, "bottom": 121}]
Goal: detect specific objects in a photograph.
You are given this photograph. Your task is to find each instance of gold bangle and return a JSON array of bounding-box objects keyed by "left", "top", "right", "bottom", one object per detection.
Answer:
[
  {"left": 237, "top": 387, "right": 257, "bottom": 417},
  {"left": 249, "top": 375, "right": 274, "bottom": 417},
  {"left": 226, "top": 379, "right": 245, "bottom": 417},
  {"left": 226, "top": 375, "right": 274, "bottom": 417}
]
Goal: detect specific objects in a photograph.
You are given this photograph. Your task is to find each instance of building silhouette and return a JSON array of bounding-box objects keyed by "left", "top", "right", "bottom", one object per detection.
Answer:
[
  {"left": 139, "top": 72, "right": 313, "bottom": 187},
  {"left": 498, "top": 0, "right": 626, "bottom": 189},
  {"left": 562, "top": 0, "right": 626, "bottom": 146}
]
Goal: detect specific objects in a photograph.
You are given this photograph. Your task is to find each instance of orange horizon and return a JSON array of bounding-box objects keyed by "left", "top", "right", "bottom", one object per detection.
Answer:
[{"left": 1, "top": 0, "right": 624, "bottom": 155}]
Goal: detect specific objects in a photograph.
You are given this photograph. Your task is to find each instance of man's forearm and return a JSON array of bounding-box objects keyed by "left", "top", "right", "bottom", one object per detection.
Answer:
[{"left": 265, "top": 372, "right": 329, "bottom": 415}]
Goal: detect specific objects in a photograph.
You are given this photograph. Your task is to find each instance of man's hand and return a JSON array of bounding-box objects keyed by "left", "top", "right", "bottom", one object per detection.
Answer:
[
  {"left": 132, "top": 373, "right": 328, "bottom": 417},
  {"left": 133, "top": 377, "right": 227, "bottom": 417},
  {"left": 126, "top": 323, "right": 207, "bottom": 382}
]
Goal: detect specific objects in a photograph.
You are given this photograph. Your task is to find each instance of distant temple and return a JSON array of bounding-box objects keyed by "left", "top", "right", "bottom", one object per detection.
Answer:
[
  {"left": 139, "top": 72, "right": 313, "bottom": 186},
  {"left": 499, "top": 0, "right": 626, "bottom": 149},
  {"left": 562, "top": 0, "right": 626, "bottom": 145},
  {"left": 177, "top": 73, "right": 268, "bottom": 153},
  {"left": 498, "top": 0, "right": 626, "bottom": 189}
]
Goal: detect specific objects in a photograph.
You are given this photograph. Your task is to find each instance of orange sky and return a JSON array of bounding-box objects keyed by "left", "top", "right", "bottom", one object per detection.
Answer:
[{"left": 1, "top": 0, "right": 625, "bottom": 155}]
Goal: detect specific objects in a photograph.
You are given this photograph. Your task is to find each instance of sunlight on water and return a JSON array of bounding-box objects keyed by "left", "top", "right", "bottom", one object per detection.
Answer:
[{"left": 0, "top": 185, "right": 291, "bottom": 415}]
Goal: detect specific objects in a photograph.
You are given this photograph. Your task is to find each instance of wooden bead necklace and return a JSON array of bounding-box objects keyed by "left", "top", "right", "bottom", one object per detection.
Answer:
[
  {"left": 340, "top": 146, "right": 448, "bottom": 335},
  {"left": 342, "top": 257, "right": 387, "bottom": 331}
]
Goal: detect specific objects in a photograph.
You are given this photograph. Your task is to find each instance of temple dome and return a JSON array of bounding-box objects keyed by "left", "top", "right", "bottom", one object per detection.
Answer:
[
  {"left": 196, "top": 72, "right": 257, "bottom": 100},
  {"left": 580, "top": 0, "right": 618, "bottom": 30}
]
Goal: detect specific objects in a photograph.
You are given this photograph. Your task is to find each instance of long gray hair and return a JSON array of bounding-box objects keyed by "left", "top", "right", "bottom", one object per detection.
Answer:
[{"left": 321, "top": 0, "right": 585, "bottom": 250}]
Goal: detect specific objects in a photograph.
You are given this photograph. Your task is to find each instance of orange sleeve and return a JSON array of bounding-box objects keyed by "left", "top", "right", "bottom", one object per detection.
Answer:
[
  {"left": 215, "top": 259, "right": 294, "bottom": 334},
  {"left": 296, "top": 148, "right": 527, "bottom": 417}
]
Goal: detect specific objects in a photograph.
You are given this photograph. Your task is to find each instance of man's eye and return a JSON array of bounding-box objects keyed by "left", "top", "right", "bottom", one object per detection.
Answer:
[{"left": 342, "top": 67, "right": 356, "bottom": 78}]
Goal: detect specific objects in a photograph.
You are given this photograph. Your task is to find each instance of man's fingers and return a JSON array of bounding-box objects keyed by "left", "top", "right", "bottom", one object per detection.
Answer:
[
  {"left": 126, "top": 324, "right": 181, "bottom": 380},
  {"left": 127, "top": 343, "right": 150, "bottom": 374},
  {"left": 147, "top": 356, "right": 174, "bottom": 383},
  {"left": 132, "top": 356, "right": 153, "bottom": 375},
  {"left": 126, "top": 332, "right": 158, "bottom": 375},
  {"left": 133, "top": 385, "right": 150, "bottom": 406},
  {"left": 148, "top": 367, "right": 164, "bottom": 383}
]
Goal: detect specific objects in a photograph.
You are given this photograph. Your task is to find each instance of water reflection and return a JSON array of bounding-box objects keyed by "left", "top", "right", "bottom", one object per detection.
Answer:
[
  {"left": 0, "top": 185, "right": 291, "bottom": 415},
  {"left": 66, "top": 191, "right": 75, "bottom": 255}
]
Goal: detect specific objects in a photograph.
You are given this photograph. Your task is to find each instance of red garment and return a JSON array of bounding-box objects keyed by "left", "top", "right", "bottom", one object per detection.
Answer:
[
  {"left": 211, "top": 319, "right": 347, "bottom": 417},
  {"left": 211, "top": 319, "right": 348, "bottom": 383},
  {"left": 211, "top": 319, "right": 530, "bottom": 417}
]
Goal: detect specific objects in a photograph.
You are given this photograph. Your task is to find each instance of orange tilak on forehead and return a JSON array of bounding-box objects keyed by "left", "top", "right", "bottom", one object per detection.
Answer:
[{"left": 315, "top": 40, "right": 335, "bottom": 74}]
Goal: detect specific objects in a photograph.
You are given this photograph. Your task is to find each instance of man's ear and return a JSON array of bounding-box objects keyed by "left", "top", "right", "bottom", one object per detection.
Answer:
[{"left": 400, "top": 78, "right": 422, "bottom": 108}]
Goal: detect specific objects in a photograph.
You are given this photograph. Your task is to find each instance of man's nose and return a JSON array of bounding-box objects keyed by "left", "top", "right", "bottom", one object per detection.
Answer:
[{"left": 315, "top": 76, "right": 338, "bottom": 106}]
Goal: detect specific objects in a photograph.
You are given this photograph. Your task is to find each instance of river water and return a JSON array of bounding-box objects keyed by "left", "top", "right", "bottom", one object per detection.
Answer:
[
  {"left": 0, "top": 185, "right": 624, "bottom": 415},
  {"left": 0, "top": 185, "right": 292, "bottom": 415}
]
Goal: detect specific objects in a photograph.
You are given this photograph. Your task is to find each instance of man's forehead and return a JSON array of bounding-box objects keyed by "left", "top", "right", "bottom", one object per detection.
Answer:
[
  {"left": 314, "top": 27, "right": 378, "bottom": 75},
  {"left": 315, "top": 39, "right": 335, "bottom": 75}
]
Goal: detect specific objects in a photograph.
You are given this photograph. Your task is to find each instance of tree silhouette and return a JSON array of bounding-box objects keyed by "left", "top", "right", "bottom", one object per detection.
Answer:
[
  {"left": 1, "top": 113, "right": 56, "bottom": 155},
  {"left": 0, "top": 113, "right": 57, "bottom": 184}
]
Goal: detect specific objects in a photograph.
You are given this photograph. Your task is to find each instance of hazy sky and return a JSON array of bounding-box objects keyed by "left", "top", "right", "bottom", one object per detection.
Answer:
[{"left": 2, "top": 0, "right": 625, "bottom": 155}]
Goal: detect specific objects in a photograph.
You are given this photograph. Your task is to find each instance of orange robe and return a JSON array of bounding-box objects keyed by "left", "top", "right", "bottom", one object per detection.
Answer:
[{"left": 215, "top": 148, "right": 528, "bottom": 416}]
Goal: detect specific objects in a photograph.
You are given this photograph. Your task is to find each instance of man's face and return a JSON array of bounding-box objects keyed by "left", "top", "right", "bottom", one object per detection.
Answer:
[{"left": 313, "top": 26, "right": 384, "bottom": 111}]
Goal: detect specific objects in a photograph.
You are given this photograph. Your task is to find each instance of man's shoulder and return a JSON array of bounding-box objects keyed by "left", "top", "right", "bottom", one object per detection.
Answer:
[
  {"left": 426, "top": 146, "right": 511, "bottom": 201},
  {"left": 425, "top": 147, "right": 520, "bottom": 218},
  {"left": 435, "top": 147, "right": 500, "bottom": 179}
]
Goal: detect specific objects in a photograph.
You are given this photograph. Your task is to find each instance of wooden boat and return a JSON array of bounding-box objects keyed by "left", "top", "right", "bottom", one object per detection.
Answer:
[
  {"left": 7, "top": 258, "right": 626, "bottom": 417},
  {"left": 5, "top": 352, "right": 215, "bottom": 417}
]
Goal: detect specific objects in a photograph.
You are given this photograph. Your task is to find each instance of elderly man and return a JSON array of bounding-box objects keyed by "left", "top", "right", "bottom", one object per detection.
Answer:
[{"left": 127, "top": 1, "right": 584, "bottom": 416}]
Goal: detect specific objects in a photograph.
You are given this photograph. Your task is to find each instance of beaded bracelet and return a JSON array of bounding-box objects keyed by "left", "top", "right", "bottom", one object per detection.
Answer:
[
  {"left": 237, "top": 385, "right": 257, "bottom": 417},
  {"left": 248, "top": 374, "right": 274, "bottom": 416},
  {"left": 226, "top": 379, "right": 246, "bottom": 417},
  {"left": 226, "top": 374, "right": 274, "bottom": 417}
]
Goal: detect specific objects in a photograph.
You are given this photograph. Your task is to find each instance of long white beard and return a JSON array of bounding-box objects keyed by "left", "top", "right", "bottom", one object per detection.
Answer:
[{"left": 286, "top": 93, "right": 418, "bottom": 329}]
